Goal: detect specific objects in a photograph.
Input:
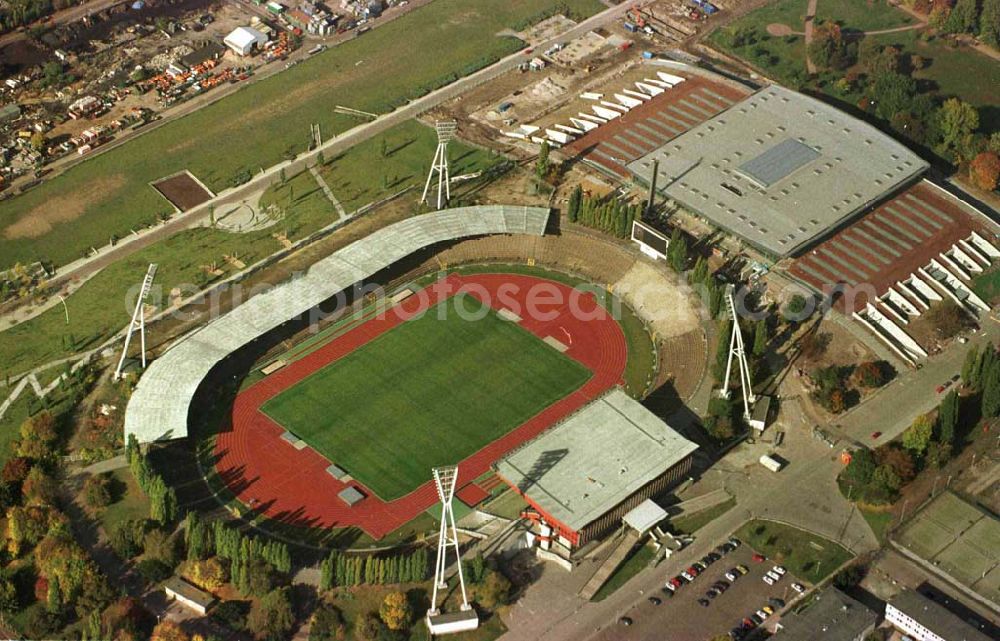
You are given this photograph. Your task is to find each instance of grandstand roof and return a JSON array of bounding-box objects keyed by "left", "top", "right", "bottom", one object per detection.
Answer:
[
  {"left": 626, "top": 85, "right": 928, "bottom": 257},
  {"left": 495, "top": 388, "right": 697, "bottom": 533},
  {"left": 124, "top": 206, "right": 551, "bottom": 443}
]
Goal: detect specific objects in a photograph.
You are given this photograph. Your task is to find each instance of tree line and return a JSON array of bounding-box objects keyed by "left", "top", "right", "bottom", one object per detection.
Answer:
[
  {"left": 565, "top": 185, "right": 640, "bottom": 240},
  {"left": 125, "top": 434, "right": 177, "bottom": 524},
  {"left": 319, "top": 547, "right": 429, "bottom": 590}
]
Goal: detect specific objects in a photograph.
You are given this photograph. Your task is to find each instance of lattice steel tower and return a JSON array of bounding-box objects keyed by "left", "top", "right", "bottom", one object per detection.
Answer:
[
  {"left": 422, "top": 121, "right": 457, "bottom": 210},
  {"left": 722, "top": 287, "right": 756, "bottom": 421}
]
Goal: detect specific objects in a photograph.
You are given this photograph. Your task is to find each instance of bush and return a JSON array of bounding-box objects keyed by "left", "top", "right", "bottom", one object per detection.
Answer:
[
  {"left": 83, "top": 474, "right": 112, "bottom": 509},
  {"left": 212, "top": 599, "right": 250, "bottom": 632}
]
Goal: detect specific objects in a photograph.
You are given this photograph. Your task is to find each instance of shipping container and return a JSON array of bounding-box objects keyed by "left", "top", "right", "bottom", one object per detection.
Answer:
[{"left": 623, "top": 21, "right": 637, "bottom": 33}]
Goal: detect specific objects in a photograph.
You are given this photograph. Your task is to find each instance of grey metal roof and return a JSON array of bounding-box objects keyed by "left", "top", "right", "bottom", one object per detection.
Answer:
[
  {"left": 124, "top": 205, "right": 550, "bottom": 443},
  {"left": 773, "top": 588, "right": 876, "bottom": 641},
  {"left": 162, "top": 576, "right": 214, "bottom": 608},
  {"left": 887, "top": 590, "right": 994, "bottom": 641},
  {"left": 627, "top": 85, "right": 929, "bottom": 257},
  {"left": 738, "top": 138, "right": 820, "bottom": 188},
  {"left": 495, "top": 388, "right": 698, "bottom": 533}
]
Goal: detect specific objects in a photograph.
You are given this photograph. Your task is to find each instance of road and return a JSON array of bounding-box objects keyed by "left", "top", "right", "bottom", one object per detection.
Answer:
[{"left": 35, "top": 0, "right": 642, "bottom": 297}]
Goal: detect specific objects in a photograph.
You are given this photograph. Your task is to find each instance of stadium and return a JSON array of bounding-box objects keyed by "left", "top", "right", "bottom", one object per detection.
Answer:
[
  {"left": 563, "top": 60, "right": 1000, "bottom": 364},
  {"left": 124, "top": 205, "right": 704, "bottom": 545}
]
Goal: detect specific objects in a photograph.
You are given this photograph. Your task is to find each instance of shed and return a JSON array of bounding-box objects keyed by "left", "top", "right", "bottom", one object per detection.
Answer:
[
  {"left": 162, "top": 576, "right": 214, "bottom": 615},
  {"left": 224, "top": 27, "right": 268, "bottom": 56}
]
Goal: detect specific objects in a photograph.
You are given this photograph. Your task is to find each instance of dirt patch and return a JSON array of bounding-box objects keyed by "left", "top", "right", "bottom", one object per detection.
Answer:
[
  {"left": 3, "top": 174, "right": 127, "bottom": 240},
  {"left": 613, "top": 261, "right": 702, "bottom": 338},
  {"left": 152, "top": 171, "right": 213, "bottom": 211},
  {"left": 766, "top": 23, "right": 795, "bottom": 36}
]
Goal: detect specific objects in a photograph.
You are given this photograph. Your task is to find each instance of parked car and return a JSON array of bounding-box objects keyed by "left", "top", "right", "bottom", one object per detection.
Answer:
[
  {"left": 763, "top": 575, "right": 775, "bottom": 586},
  {"left": 772, "top": 565, "right": 786, "bottom": 576},
  {"left": 648, "top": 596, "right": 662, "bottom": 606},
  {"left": 660, "top": 586, "right": 674, "bottom": 597},
  {"left": 762, "top": 606, "right": 774, "bottom": 615},
  {"left": 681, "top": 571, "right": 694, "bottom": 582},
  {"left": 671, "top": 576, "right": 684, "bottom": 587},
  {"left": 871, "top": 431, "right": 882, "bottom": 439},
  {"left": 755, "top": 609, "right": 770, "bottom": 620},
  {"left": 725, "top": 571, "right": 738, "bottom": 581},
  {"left": 698, "top": 598, "right": 711, "bottom": 607},
  {"left": 693, "top": 561, "right": 707, "bottom": 572},
  {"left": 663, "top": 582, "right": 676, "bottom": 592},
  {"left": 736, "top": 565, "right": 749, "bottom": 575},
  {"left": 706, "top": 589, "right": 719, "bottom": 599},
  {"left": 750, "top": 613, "right": 764, "bottom": 624},
  {"left": 688, "top": 566, "right": 701, "bottom": 576},
  {"left": 769, "top": 597, "right": 785, "bottom": 608},
  {"left": 766, "top": 570, "right": 781, "bottom": 581},
  {"left": 752, "top": 553, "right": 766, "bottom": 563},
  {"left": 729, "top": 537, "right": 742, "bottom": 547},
  {"left": 792, "top": 582, "right": 806, "bottom": 593},
  {"left": 619, "top": 616, "right": 633, "bottom": 626}
]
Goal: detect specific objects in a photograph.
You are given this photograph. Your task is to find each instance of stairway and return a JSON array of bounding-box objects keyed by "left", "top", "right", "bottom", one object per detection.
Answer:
[{"left": 579, "top": 529, "right": 641, "bottom": 600}]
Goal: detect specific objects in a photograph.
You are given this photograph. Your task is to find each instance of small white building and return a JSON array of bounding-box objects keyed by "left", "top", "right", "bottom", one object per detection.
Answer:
[
  {"left": 223, "top": 26, "right": 268, "bottom": 56},
  {"left": 163, "top": 576, "right": 214, "bottom": 615}
]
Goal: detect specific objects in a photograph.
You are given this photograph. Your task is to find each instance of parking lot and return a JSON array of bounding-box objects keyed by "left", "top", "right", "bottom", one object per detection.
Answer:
[{"left": 594, "top": 539, "right": 806, "bottom": 641}]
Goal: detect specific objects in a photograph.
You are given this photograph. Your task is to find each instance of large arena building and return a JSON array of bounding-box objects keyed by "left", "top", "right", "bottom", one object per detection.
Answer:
[{"left": 495, "top": 388, "right": 697, "bottom": 550}]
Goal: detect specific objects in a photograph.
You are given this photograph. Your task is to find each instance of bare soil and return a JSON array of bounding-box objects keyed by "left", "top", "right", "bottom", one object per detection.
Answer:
[
  {"left": 3, "top": 174, "right": 126, "bottom": 239},
  {"left": 152, "top": 171, "right": 213, "bottom": 211}
]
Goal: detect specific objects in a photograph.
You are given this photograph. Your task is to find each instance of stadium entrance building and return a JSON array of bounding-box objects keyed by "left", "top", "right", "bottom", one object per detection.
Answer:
[{"left": 495, "top": 389, "right": 697, "bottom": 552}]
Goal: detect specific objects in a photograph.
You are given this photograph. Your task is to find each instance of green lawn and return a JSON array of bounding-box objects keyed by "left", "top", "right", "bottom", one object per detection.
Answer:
[
  {"left": 98, "top": 468, "right": 151, "bottom": 532},
  {"left": 0, "top": 0, "right": 603, "bottom": 271},
  {"left": 261, "top": 293, "right": 591, "bottom": 501},
  {"left": 816, "top": 0, "right": 914, "bottom": 33},
  {"left": 710, "top": 0, "right": 1000, "bottom": 135},
  {"left": 591, "top": 543, "right": 656, "bottom": 602},
  {"left": 0, "top": 120, "right": 496, "bottom": 378},
  {"left": 971, "top": 265, "right": 1000, "bottom": 303},
  {"left": 670, "top": 497, "right": 736, "bottom": 535},
  {"left": 735, "top": 520, "right": 854, "bottom": 584}
]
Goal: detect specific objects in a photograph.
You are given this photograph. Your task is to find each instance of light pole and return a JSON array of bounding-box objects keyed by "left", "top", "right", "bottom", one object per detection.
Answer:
[{"left": 57, "top": 294, "right": 69, "bottom": 324}]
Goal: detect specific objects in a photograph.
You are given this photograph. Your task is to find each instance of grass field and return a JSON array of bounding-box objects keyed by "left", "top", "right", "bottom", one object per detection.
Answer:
[
  {"left": 591, "top": 543, "right": 656, "bottom": 602},
  {"left": 670, "top": 498, "right": 737, "bottom": 535},
  {"left": 0, "top": 0, "right": 603, "bottom": 271},
  {"left": 261, "top": 293, "right": 591, "bottom": 501},
  {"left": 0, "top": 121, "right": 496, "bottom": 378},
  {"left": 816, "top": 0, "right": 914, "bottom": 33},
  {"left": 735, "top": 520, "right": 853, "bottom": 584}
]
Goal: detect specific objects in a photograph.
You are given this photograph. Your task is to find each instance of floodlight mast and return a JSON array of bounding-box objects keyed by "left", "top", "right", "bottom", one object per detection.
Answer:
[
  {"left": 721, "top": 287, "right": 755, "bottom": 421},
  {"left": 428, "top": 465, "right": 471, "bottom": 616},
  {"left": 114, "top": 263, "right": 158, "bottom": 381},
  {"left": 422, "top": 121, "right": 457, "bottom": 210}
]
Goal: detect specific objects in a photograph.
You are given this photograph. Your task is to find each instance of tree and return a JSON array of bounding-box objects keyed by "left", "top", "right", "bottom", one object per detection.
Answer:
[
  {"left": 944, "top": 0, "right": 978, "bottom": 32},
  {"left": 668, "top": 228, "right": 688, "bottom": 272},
  {"left": 101, "top": 596, "right": 153, "bottom": 641},
  {"left": 903, "top": 414, "right": 934, "bottom": 455},
  {"left": 842, "top": 448, "right": 877, "bottom": 486},
  {"left": 143, "top": 528, "right": 177, "bottom": 566},
  {"left": 970, "top": 151, "right": 1000, "bottom": 191},
  {"left": 962, "top": 344, "right": 981, "bottom": 387},
  {"left": 151, "top": 620, "right": 190, "bottom": 641},
  {"left": 567, "top": 184, "right": 582, "bottom": 223},
  {"left": 379, "top": 591, "right": 412, "bottom": 631},
  {"left": 833, "top": 563, "right": 866, "bottom": 590},
  {"left": 860, "top": 41, "right": 901, "bottom": 76},
  {"left": 29, "top": 131, "right": 46, "bottom": 154},
  {"left": 183, "top": 558, "right": 226, "bottom": 592},
  {"left": 354, "top": 612, "right": 384, "bottom": 641},
  {"left": 937, "top": 98, "right": 980, "bottom": 161},
  {"left": 872, "top": 465, "right": 902, "bottom": 493},
  {"left": 937, "top": 390, "right": 959, "bottom": 446},
  {"left": 983, "top": 357, "right": 1000, "bottom": 417},
  {"left": 752, "top": 320, "right": 768, "bottom": 358},
  {"left": 83, "top": 473, "right": 112, "bottom": 508},
  {"left": 784, "top": 294, "right": 810, "bottom": 321},
  {"left": 868, "top": 71, "right": 917, "bottom": 121},
  {"left": 476, "top": 570, "right": 513, "bottom": 609},
  {"left": 310, "top": 604, "right": 345, "bottom": 641},
  {"left": 0, "top": 578, "right": 17, "bottom": 614},
  {"left": 981, "top": 0, "right": 1000, "bottom": 46},
  {"left": 808, "top": 21, "right": 853, "bottom": 70},
  {"left": 536, "top": 141, "right": 550, "bottom": 180},
  {"left": 17, "top": 411, "right": 57, "bottom": 459},
  {"left": 248, "top": 588, "right": 295, "bottom": 641},
  {"left": 22, "top": 466, "right": 58, "bottom": 506},
  {"left": 876, "top": 446, "right": 916, "bottom": 484}
]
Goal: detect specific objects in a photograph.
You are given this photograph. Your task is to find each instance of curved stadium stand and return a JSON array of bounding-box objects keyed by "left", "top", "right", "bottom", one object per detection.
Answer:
[{"left": 124, "top": 205, "right": 550, "bottom": 443}]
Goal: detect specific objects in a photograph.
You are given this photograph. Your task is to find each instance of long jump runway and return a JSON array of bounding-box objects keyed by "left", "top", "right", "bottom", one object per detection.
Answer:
[{"left": 214, "top": 273, "right": 627, "bottom": 539}]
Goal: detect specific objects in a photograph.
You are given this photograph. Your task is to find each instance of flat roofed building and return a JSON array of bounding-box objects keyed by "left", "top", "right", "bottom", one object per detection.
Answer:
[
  {"left": 224, "top": 27, "right": 268, "bottom": 56},
  {"left": 886, "top": 589, "right": 993, "bottom": 641},
  {"left": 772, "top": 588, "right": 876, "bottom": 641},
  {"left": 495, "top": 388, "right": 697, "bottom": 549},
  {"left": 163, "top": 576, "right": 214, "bottom": 615},
  {"left": 626, "top": 85, "right": 928, "bottom": 258}
]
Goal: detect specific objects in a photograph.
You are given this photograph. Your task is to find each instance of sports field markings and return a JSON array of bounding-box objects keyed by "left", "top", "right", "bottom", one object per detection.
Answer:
[{"left": 259, "top": 292, "right": 591, "bottom": 501}]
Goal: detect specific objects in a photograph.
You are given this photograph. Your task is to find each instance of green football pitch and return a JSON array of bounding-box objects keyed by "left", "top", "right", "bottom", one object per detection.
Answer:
[{"left": 260, "top": 294, "right": 591, "bottom": 501}]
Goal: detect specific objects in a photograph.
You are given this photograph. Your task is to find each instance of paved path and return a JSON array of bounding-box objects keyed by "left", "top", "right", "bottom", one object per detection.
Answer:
[
  {"left": 309, "top": 166, "right": 348, "bottom": 219},
  {"left": 804, "top": 0, "right": 819, "bottom": 74}
]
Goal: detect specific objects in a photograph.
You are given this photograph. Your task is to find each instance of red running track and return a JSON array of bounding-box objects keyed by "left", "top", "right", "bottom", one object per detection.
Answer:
[{"left": 214, "top": 273, "right": 627, "bottom": 539}]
